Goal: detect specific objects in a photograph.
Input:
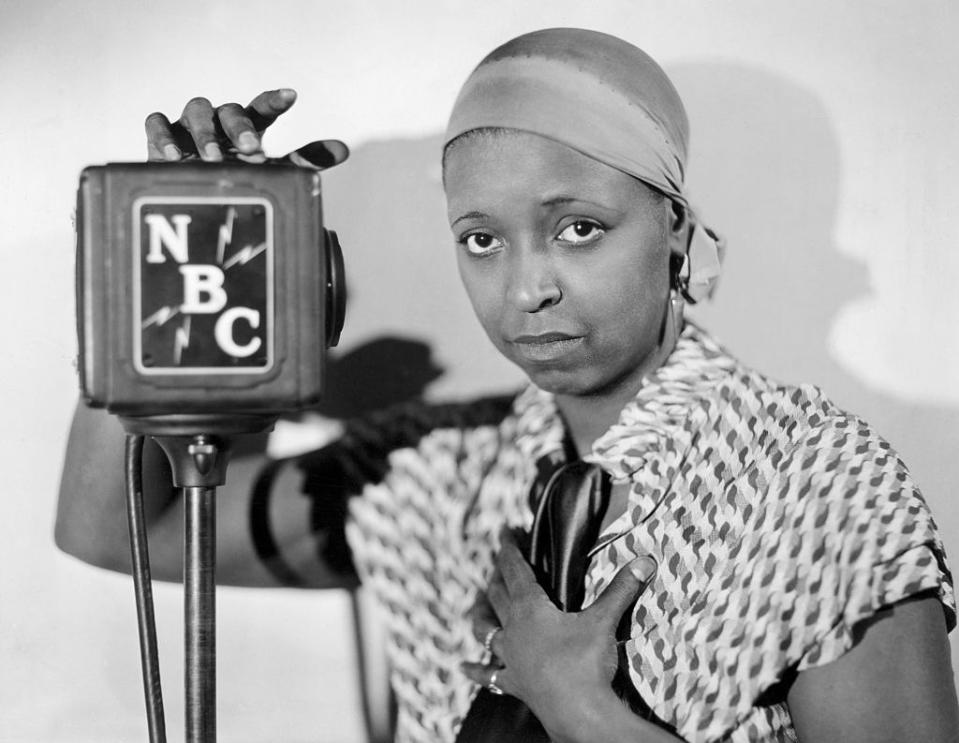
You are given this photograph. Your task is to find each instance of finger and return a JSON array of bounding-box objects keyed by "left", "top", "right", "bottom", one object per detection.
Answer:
[
  {"left": 486, "top": 568, "right": 511, "bottom": 622},
  {"left": 144, "top": 111, "right": 182, "bottom": 161},
  {"left": 245, "top": 88, "right": 297, "bottom": 132},
  {"left": 288, "top": 139, "right": 350, "bottom": 170},
  {"left": 468, "top": 592, "right": 500, "bottom": 643},
  {"left": 460, "top": 662, "right": 513, "bottom": 696},
  {"left": 179, "top": 96, "right": 222, "bottom": 161},
  {"left": 494, "top": 528, "right": 538, "bottom": 598},
  {"left": 587, "top": 555, "right": 657, "bottom": 631},
  {"left": 234, "top": 150, "right": 269, "bottom": 164},
  {"left": 215, "top": 102, "right": 260, "bottom": 154}
]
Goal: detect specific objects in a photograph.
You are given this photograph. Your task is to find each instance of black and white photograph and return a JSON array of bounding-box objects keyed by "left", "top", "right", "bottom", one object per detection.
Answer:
[{"left": 2, "top": 1, "right": 958, "bottom": 741}]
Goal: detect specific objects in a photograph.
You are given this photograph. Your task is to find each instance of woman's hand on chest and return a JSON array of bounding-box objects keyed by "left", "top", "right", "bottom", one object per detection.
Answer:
[{"left": 461, "top": 529, "right": 666, "bottom": 742}]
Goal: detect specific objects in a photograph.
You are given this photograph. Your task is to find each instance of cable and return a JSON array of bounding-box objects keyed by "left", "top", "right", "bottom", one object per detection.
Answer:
[{"left": 125, "top": 434, "right": 168, "bottom": 743}]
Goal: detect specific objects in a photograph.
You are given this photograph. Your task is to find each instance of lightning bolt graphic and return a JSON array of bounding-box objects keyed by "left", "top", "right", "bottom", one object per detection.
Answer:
[
  {"left": 223, "top": 242, "right": 267, "bottom": 270},
  {"left": 142, "top": 305, "right": 180, "bottom": 329},
  {"left": 216, "top": 207, "right": 237, "bottom": 265},
  {"left": 173, "top": 315, "right": 192, "bottom": 365}
]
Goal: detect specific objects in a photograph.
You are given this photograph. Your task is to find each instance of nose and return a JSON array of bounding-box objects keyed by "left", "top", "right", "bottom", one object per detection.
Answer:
[{"left": 507, "top": 246, "right": 562, "bottom": 313}]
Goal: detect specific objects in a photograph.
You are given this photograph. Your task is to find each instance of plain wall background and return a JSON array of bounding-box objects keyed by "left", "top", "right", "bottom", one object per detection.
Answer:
[{"left": 1, "top": 1, "right": 957, "bottom": 740}]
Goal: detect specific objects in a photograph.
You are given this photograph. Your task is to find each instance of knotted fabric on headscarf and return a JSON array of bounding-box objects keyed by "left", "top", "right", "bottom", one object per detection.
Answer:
[{"left": 444, "top": 28, "right": 723, "bottom": 302}]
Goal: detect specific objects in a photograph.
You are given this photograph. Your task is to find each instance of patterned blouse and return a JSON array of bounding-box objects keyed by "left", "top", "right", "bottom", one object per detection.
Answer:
[{"left": 296, "top": 324, "right": 955, "bottom": 742}]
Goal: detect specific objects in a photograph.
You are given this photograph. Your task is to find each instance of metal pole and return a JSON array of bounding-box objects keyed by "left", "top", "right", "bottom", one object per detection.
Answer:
[{"left": 184, "top": 485, "right": 216, "bottom": 743}]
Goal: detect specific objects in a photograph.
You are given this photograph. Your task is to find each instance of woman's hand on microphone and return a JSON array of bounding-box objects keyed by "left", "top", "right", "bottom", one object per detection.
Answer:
[{"left": 143, "top": 88, "right": 349, "bottom": 169}]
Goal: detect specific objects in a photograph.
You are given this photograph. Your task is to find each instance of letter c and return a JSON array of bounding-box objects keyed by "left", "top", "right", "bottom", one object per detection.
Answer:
[{"left": 214, "top": 307, "right": 262, "bottom": 358}]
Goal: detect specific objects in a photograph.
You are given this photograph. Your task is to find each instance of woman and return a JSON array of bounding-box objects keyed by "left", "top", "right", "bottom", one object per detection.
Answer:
[{"left": 57, "top": 28, "right": 957, "bottom": 742}]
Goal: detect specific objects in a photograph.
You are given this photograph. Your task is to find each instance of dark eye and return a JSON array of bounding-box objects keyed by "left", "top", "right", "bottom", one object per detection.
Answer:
[
  {"left": 557, "top": 220, "right": 604, "bottom": 244},
  {"left": 462, "top": 232, "right": 504, "bottom": 256}
]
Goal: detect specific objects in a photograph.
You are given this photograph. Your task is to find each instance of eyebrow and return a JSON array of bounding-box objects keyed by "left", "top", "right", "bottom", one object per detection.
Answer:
[
  {"left": 541, "top": 195, "right": 609, "bottom": 210},
  {"left": 450, "top": 196, "right": 614, "bottom": 227},
  {"left": 451, "top": 210, "right": 489, "bottom": 228}
]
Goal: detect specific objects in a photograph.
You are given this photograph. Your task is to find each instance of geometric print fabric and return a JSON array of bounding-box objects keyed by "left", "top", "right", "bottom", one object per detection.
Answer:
[{"left": 300, "top": 324, "right": 954, "bottom": 742}]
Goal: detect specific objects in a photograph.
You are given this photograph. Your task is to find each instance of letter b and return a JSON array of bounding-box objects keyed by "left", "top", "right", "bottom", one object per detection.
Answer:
[{"left": 180, "top": 265, "right": 227, "bottom": 314}]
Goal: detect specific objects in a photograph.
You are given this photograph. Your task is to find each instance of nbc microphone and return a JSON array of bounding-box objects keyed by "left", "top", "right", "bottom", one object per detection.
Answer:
[
  {"left": 74, "top": 159, "right": 346, "bottom": 743},
  {"left": 77, "top": 160, "right": 345, "bottom": 418}
]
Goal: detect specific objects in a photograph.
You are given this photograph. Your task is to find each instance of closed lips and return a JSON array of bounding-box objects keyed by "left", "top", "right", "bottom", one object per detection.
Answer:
[{"left": 511, "top": 333, "right": 581, "bottom": 344}]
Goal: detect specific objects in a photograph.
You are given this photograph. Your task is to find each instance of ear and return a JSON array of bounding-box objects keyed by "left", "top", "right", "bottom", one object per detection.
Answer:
[{"left": 665, "top": 200, "right": 689, "bottom": 260}]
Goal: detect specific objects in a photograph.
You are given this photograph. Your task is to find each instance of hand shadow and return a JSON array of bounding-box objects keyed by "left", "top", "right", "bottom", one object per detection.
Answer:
[{"left": 311, "top": 335, "right": 445, "bottom": 419}]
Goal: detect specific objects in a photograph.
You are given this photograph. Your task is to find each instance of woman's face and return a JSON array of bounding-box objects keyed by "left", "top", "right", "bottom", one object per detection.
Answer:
[{"left": 444, "top": 130, "right": 678, "bottom": 399}]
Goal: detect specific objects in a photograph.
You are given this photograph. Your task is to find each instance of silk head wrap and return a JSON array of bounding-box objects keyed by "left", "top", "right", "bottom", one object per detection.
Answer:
[{"left": 444, "top": 28, "right": 723, "bottom": 302}]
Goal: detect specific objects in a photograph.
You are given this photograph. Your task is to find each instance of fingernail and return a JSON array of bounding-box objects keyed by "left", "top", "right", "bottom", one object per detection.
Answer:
[
  {"left": 163, "top": 143, "right": 181, "bottom": 161},
  {"left": 236, "top": 151, "right": 268, "bottom": 164},
  {"left": 238, "top": 131, "right": 258, "bottom": 153},
  {"left": 630, "top": 556, "right": 657, "bottom": 583},
  {"left": 204, "top": 142, "right": 223, "bottom": 161},
  {"left": 277, "top": 88, "right": 297, "bottom": 101}
]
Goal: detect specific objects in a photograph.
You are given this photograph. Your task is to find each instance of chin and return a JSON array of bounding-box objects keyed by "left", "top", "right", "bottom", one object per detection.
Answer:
[
  {"left": 518, "top": 355, "right": 648, "bottom": 401},
  {"left": 518, "top": 364, "right": 606, "bottom": 397}
]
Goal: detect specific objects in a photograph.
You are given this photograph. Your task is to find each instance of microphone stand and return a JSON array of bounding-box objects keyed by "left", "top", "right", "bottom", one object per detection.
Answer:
[{"left": 121, "top": 413, "right": 276, "bottom": 743}]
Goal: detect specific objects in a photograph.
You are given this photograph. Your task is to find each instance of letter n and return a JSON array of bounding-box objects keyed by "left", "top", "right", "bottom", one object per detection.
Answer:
[{"left": 144, "top": 214, "right": 192, "bottom": 264}]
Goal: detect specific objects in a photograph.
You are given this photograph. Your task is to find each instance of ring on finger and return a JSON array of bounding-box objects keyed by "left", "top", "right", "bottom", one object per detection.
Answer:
[
  {"left": 488, "top": 669, "right": 504, "bottom": 696},
  {"left": 482, "top": 626, "right": 502, "bottom": 655}
]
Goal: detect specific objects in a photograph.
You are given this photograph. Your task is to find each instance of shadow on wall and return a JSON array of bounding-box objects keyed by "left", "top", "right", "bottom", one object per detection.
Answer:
[
  {"left": 313, "top": 336, "right": 445, "bottom": 419},
  {"left": 671, "top": 61, "right": 959, "bottom": 527}
]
